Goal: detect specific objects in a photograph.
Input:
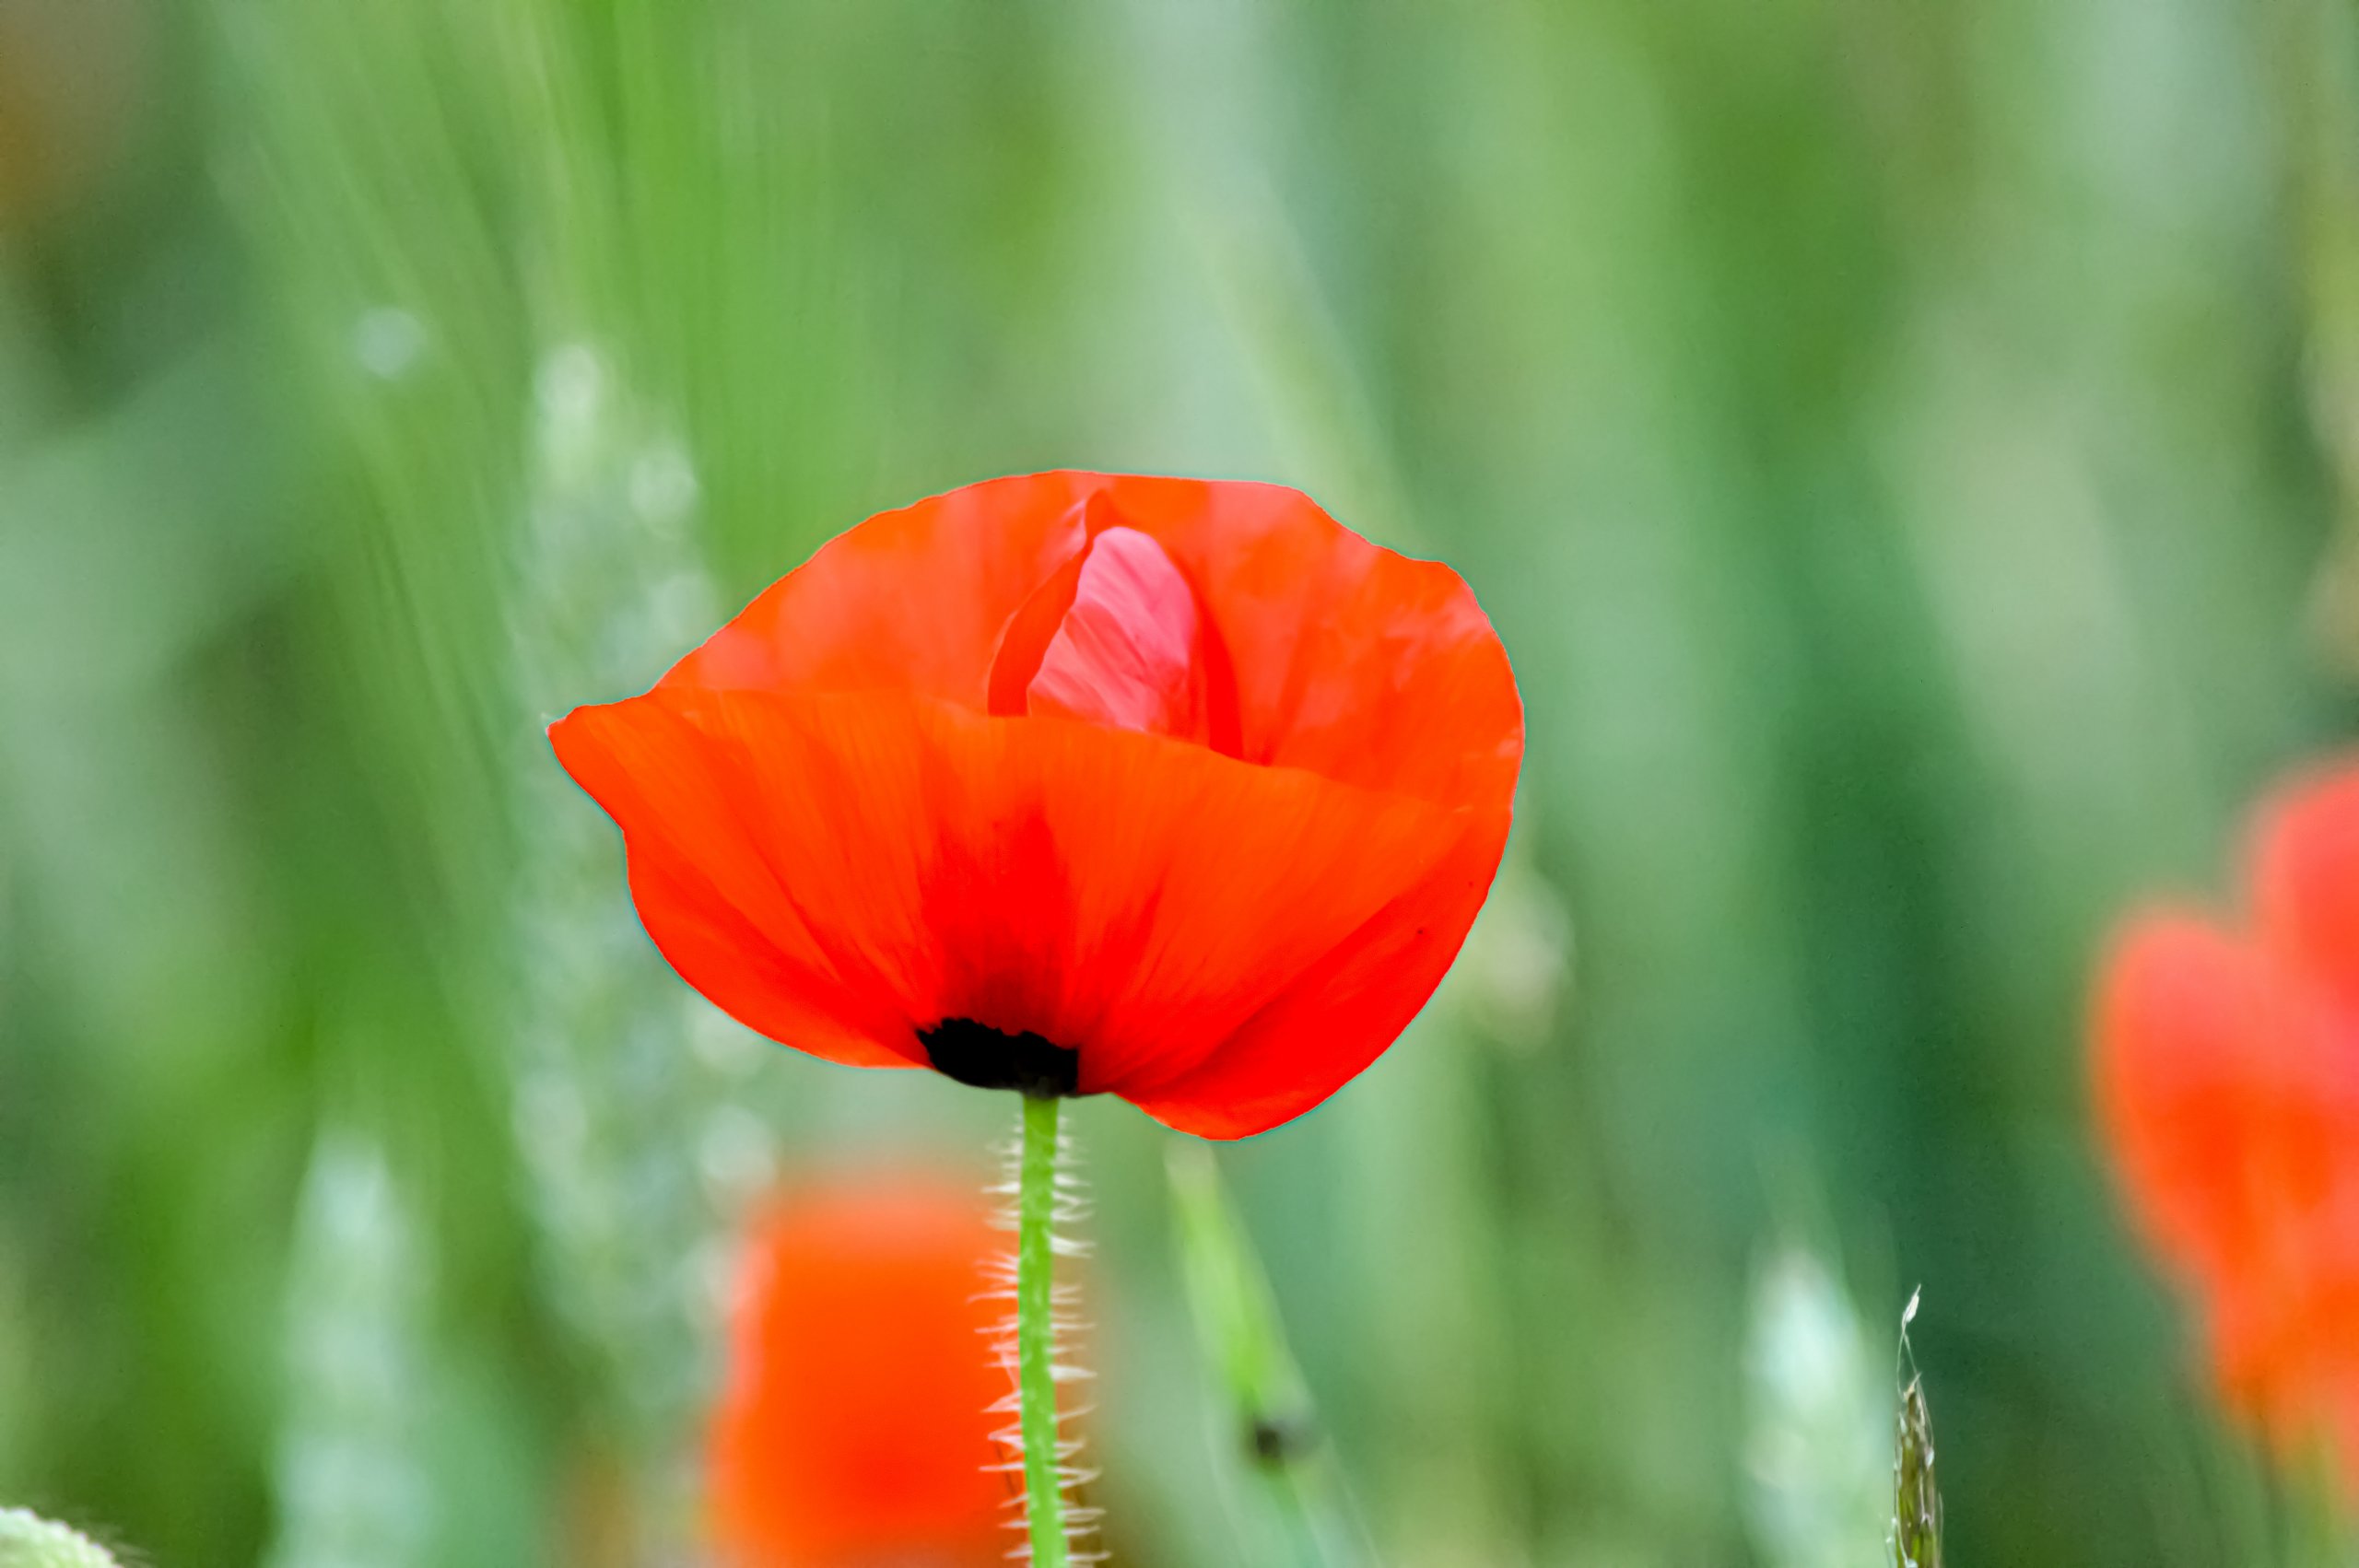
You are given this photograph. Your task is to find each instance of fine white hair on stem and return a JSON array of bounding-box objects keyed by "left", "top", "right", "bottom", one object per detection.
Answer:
[{"left": 987, "top": 1103, "right": 1103, "bottom": 1561}]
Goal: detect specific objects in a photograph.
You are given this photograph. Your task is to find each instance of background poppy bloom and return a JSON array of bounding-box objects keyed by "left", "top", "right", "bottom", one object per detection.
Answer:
[
  {"left": 2094, "top": 760, "right": 2359, "bottom": 1479},
  {"left": 708, "top": 1178, "right": 1012, "bottom": 1568},
  {"left": 551, "top": 471, "right": 1523, "bottom": 1138}
]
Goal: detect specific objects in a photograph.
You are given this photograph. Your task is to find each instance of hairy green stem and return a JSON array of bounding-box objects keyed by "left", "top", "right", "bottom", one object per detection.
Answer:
[{"left": 1018, "top": 1092, "right": 1070, "bottom": 1568}]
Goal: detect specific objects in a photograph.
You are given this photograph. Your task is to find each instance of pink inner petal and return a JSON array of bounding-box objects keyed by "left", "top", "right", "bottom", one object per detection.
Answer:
[{"left": 1026, "top": 526, "right": 1202, "bottom": 737}]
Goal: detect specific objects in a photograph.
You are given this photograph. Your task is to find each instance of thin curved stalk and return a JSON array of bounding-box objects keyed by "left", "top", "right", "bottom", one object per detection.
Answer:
[{"left": 1017, "top": 1092, "right": 1071, "bottom": 1567}]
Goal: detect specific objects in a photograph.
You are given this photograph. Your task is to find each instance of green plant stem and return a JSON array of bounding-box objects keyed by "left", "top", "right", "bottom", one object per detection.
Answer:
[{"left": 1018, "top": 1091, "right": 1071, "bottom": 1568}]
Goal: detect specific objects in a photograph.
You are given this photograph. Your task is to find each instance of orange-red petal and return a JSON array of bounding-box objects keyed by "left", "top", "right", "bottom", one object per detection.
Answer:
[
  {"left": 658, "top": 472, "right": 1521, "bottom": 807},
  {"left": 2094, "top": 760, "right": 2359, "bottom": 1492},
  {"left": 549, "top": 697, "right": 928, "bottom": 1071},
  {"left": 2204, "top": 1243, "right": 2359, "bottom": 1476},
  {"left": 707, "top": 1179, "right": 1009, "bottom": 1566},
  {"left": 551, "top": 687, "right": 1498, "bottom": 1129},
  {"left": 2253, "top": 758, "right": 2359, "bottom": 1009},
  {"left": 1025, "top": 526, "right": 1207, "bottom": 740},
  {"left": 1119, "top": 805, "right": 1508, "bottom": 1137},
  {"left": 1071, "top": 474, "right": 1522, "bottom": 806},
  {"left": 663, "top": 473, "right": 1096, "bottom": 708},
  {"left": 2093, "top": 912, "right": 2351, "bottom": 1292}
]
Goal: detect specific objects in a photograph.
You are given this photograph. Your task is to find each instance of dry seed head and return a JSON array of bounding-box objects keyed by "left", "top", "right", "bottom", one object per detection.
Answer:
[{"left": 1891, "top": 1289, "right": 1942, "bottom": 1568}]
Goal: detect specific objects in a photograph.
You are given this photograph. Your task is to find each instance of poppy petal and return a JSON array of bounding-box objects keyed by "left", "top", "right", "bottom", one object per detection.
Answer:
[
  {"left": 2094, "top": 913, "right": 2349, "bottom": 1290},
  {"left": 1026, "top": 526, "right": 1205, "bottom": 739},
  {"left": 553, "top": 687, "right": 1488, "bottom": 1100},
  {"left": 2252, "top": 759, "right": 2359, "bottom": 1006},
  {"left": 1077, "top": 474, "right": 1523, "bottom": 806},
  {"left": 1116, "top": 807, "right": 1509, "bottom": 1138},
  {"left": 986, "top": 537, "right": 1092, "bottom": 718},
  {"left": 549, "top": 699, "right": 931, "bottom": 1071},
  {"left": 709, "top": 1180, "right": 1009, "bottom": 1564},
  {"left": 663, "top": 473, "right": 1522, "bottom": 805},
  {"left": 662, "top": 473, "right": 1097, "bottom": 708},
  {"left": 2204, "top": 1241, "right": 2359, "bottom": 1470}
]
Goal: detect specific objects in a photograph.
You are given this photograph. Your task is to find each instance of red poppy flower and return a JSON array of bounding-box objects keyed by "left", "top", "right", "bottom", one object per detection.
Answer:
[
  {"left": 2094, "top": 759, "right": 2359, "bottom": 1473},
  {"left": 551, "top": 472, "right": 1522, "bottom": 1138},
  {"left": 708, "top": 1178, "right": 1012, "bottom": 1567}
]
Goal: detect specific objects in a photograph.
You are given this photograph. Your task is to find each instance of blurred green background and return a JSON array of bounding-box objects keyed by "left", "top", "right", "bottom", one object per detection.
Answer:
[{"left": 3, "top": 0, "right": 2355, "bottom": 1563}]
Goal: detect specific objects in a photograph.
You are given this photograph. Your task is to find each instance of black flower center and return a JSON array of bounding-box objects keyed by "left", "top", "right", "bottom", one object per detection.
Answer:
[{"left": 919, "top": 1017, "right": 1081, "bottom": 1097}]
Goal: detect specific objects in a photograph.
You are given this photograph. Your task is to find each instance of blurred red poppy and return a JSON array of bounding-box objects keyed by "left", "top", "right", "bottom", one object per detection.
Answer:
[
  {"left": 552, "top": 472, "right": 1523, "bottom": 1138},
  {"left": 2095, "top": 760, "right": 2359, "bottom": 1476},
  {"left": 708, "top": 1179, "right": 1011, "bottom": 1567}
]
